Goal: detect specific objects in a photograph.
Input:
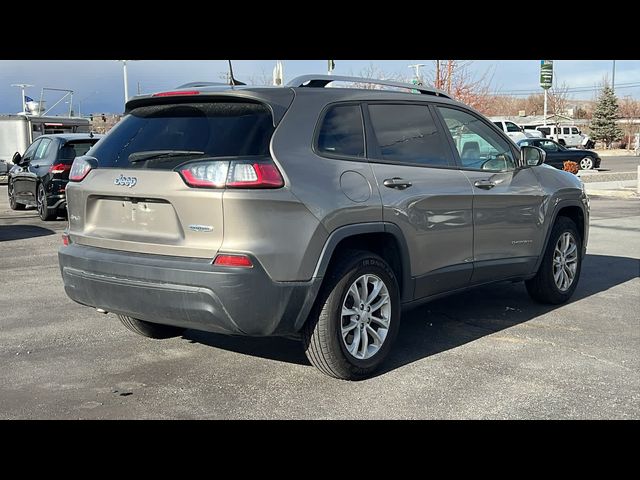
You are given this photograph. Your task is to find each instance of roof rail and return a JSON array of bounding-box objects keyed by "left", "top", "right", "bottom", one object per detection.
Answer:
[{"left": 287, "top": 74, "right": 451, "bottom": 99}]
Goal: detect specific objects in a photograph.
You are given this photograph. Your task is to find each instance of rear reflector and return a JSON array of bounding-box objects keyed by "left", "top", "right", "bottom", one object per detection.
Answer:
[
  {"left": 62, "top": 233, "right": 70, "bottom": 246},
  {"left": 152, "top": 90, "right": 200, "bottom": 97},
  {"left": 213, "top": 254, "right": 253, "bottom": 268}
]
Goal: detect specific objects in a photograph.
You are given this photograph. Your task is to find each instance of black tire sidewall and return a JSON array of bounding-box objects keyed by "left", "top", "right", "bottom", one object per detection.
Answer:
[
  {"left": 324, "top": 255, "right": 401, "bottom": 372},
  {"left": 8, "top": 182, "right": 17, "bottom": 209},
  {"left": 38, "top": 184, "right": 47, "bottom": 219}
]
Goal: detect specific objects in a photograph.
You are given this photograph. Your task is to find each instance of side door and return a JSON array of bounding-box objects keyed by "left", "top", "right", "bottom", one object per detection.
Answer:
[
  {"left": 364, "top": 102, "right": 475, "bottom": 300},
  {"left": 12, "top": 138, "right": 41, "bottom": 203},
  {"left": 436, "top": 106, "right": 546, "bottom": 285},
  {"left": 25, "top": 137, "right": 54, "bottom": 200}
]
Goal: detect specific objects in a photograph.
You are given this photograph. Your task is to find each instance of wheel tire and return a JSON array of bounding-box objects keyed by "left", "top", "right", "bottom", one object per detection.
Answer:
[
  {"left": 526, "top": 217, "right": 582, "bottom": 304},
  {"left": 8, "top": 182, "right": 25, "bottom": 210},
  {"left": 118, "top": 314, "right": 185, "bottom": 339},
  {"left": 302, "top": 250, "right": 401, "bottom": 380},
  {"left": 579, "top": 156, "right": 594, "bottom": 170},
  {"left": 37, "top": 183, "right": 56, "bottom": 221}
]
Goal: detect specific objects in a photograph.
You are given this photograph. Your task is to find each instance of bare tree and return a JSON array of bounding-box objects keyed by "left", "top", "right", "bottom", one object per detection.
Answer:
[
  {"left": 346, "top": 63, "right": 406, "bottom": 89},
  {"left": 619, "top": 96, "right": 640, "bottom": 150},
  {"left": 245, "top": 68, "right": 273, "bottom": 86},
  {"left": 427, "top": 60, "right": 494, "bottom": 113}
]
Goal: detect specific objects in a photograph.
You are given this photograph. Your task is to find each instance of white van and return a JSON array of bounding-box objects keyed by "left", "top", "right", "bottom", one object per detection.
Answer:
[
  {"left": 535, "top": 125, "right": 584, "bottom": 147},
  {"left": 490, "top": 119, "right": 527, "bottom": 143}
]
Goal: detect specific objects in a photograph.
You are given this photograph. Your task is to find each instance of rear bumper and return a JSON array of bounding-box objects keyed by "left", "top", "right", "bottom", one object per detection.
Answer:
[{"left": 58, "top": 244, "right": 321, "bottom": 336}]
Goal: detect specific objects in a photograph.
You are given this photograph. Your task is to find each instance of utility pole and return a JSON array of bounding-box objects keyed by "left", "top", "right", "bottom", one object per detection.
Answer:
[
  {"left": 11, "top": 83, "right": 33, "bottom": 114},
  {"left": 543, "top": 90, "right": 548, "bottom": 126},
  {"left": 612, "top": 60, "right": 616, "bottom": 93},
  {"left": 435, "top": 60, "right": 441, "bottom": 89}
]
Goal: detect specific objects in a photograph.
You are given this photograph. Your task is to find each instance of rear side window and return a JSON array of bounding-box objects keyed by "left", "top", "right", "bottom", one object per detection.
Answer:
[
  {"left": 492, "top": 121, "right": 503, "bottom": 130},
  {"left": 316, "top": 104, "right": 365, "bottom": 158},
  {"left": 34, "top": 138, "right": 52, "bottom": 160},
  {"left": 368, "top": 104, "right": 451, "bottom": 167},
  {"left": 563, "top": 127, "right": 571, "bottom": 135},
  {"left": 89, "top": 102, "right": 274, "bottom": 169}
]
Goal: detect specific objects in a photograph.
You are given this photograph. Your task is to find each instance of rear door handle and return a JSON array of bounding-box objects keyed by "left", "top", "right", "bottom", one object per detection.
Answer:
[
  {"left": 474, "top": 179, "right": 496, "bottom": 190},
  {"left": 383, "top": 177, "right": 413, "bottom": 190}
]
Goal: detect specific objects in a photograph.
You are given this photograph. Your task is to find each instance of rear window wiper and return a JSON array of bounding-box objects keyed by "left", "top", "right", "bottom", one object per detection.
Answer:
[{"left": 128, "top": 150, "right": 205, "bottom": 163}]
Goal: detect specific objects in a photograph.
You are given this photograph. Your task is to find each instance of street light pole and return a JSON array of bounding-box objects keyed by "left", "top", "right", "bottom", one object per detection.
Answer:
[
  {"left": 11, "top": 83, "right": 33, "bottom": 113},
  {"left": 543, "top": 89, "right": 548, "bottom": 127},
  {"left": 408, "top": 64, "right": 425, "bottom": 83}
]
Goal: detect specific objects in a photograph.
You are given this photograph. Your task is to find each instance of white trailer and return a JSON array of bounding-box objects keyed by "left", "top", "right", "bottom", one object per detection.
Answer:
[{"left": 0, "top": 115, "right": 91, "bottom": 175}]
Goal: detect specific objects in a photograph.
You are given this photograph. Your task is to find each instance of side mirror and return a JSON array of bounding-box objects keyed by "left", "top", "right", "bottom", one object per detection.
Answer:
[
  {"left": 12, "top": 152, "right": 22, "bottom": 165},
  {"left": 520, "top": 145, "right": 546, "bottom": 167}
]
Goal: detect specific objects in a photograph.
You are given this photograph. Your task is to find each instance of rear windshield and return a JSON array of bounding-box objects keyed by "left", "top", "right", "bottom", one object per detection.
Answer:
[
  {"left": 60, "top": 140, "right": 100, "bottom": 161},
  {"left": 89, "top": 101, "right": 274, "bottom": 169}
]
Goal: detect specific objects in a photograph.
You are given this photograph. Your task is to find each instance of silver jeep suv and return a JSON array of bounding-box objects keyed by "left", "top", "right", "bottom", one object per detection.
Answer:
[{"left": 59, "top": 75, "right": 589, "bottom": 380}]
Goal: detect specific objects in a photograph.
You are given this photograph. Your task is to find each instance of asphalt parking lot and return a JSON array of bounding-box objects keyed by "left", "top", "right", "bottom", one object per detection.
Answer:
[{"left": 0, "top": 185, "right": 638, "bottom": 419}]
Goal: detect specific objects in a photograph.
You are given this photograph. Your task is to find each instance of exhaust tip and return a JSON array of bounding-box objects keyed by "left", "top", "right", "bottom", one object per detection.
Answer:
[{"left": 96, "top": 308, "right": 108, "bottom": 314}]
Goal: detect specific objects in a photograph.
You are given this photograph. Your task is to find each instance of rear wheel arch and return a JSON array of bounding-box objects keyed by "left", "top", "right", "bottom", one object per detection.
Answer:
[{"left": 313, "top": 223, "right": 413, "bottom": 303}]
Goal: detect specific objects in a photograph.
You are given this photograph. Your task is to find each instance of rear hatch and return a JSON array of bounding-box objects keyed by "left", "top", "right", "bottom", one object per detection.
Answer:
[
  {"left": 53, "top": 139, "right": 100, "bottom": 180},
  {"left": 65, "top": 95, "right": 285, "bottom": 258}
]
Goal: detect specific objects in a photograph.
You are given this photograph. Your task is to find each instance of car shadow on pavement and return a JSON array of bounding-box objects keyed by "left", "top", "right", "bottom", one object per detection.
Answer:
[
  {"left": 182, "top": 253, "right": 639, "bottom": 376},
  {"left": 0, "top": 224, "right": 56, "bottom": 242}
]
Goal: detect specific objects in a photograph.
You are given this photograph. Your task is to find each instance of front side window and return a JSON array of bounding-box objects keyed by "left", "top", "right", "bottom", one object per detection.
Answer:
[
  {"left": 22, "top": 139, "right": 41, "bottom": 160},
  {"left": 506, "top": 122, "right": 521, "bottom": 132},
  {"left": 368, "top": 104, "right": 450, "bottom": 167},
  {"left": 571, "top": 127, "right": 580, "bottom": 134},
  {"left": 539, "top": 140, "right": 558, "bottom": 152},
  {"left": 317, "top": 104, "right": 364, "bottom": 158},
  {"left": 438, "top": 107, "right": 516, "bottom": 171}
]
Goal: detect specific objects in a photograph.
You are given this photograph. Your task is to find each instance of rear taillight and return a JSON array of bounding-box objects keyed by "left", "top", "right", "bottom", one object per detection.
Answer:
[
  {"left": 177, "top": 159, "right": 284, "bottom": 189},
  {"left": 69, "top": 156, "right": 95, "bottom": 182},
  {"left": 213, "top": 254, "right": 253, "bottom": 268},
  {"left": 62, "top": 233, "right": 70, "bottom": 246},
  {"left": 49, "top": 163, "right": 72, "bottom": 174}
]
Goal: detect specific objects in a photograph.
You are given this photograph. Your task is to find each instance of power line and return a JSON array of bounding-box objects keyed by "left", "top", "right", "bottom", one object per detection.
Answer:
[{"left": 491, "top": 83, "right": 640, "bottom": 97}]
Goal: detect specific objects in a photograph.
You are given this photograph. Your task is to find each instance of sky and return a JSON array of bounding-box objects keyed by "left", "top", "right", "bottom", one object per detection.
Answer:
[{"left": 1, "top": 60, "right": 638, "bottom": 115}]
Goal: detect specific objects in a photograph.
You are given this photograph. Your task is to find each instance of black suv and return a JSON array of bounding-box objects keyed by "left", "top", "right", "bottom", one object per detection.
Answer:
[{"left": 8, "top": 133, "right": 103, "bottom": 220}]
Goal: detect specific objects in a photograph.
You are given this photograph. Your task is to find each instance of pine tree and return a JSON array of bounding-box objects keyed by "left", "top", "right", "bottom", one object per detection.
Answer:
[{"left": 589, "top": 85, "right": 623, "bottom": 148}]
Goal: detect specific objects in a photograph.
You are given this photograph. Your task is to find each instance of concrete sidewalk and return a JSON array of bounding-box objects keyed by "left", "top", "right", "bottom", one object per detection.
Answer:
[{"left": 584, "top": 180, "right": 638, "bottom": 199}]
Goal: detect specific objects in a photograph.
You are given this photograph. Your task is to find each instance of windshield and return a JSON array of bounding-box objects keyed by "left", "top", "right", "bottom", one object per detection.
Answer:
[{"left": 88, "top": 101, "right": 274, "bottom": 170}]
